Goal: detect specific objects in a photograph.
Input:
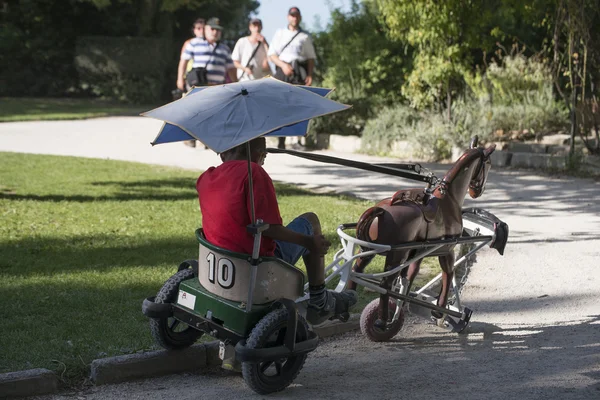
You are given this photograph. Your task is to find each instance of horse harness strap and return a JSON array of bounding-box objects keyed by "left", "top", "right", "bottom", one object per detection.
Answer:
[
  {"left": 266, "top": 148, "right": 437, "bottom": 184},
  {"left": 468, "top": 149, "right": 486, "bottom": 193},
  {"left": 390, "top": 188, "right": 439, "bottom": 223}
]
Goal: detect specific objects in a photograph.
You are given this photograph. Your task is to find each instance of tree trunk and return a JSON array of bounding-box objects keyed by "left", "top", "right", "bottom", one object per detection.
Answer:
[{"left": 138, "top": 0, "right": 160, "bottom": 36}]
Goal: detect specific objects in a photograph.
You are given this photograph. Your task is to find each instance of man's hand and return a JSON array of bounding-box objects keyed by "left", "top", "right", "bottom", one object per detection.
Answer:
[
  {"left": 281, "top": 63, "right": 294, "bottom": 76},
  {"left": 177, "top": 77, "right": 185, "bottom": 91},
  {"left": 308, "top": 234, "right": 331, "bottom": 256},
  {"left": 304, "top": 75, "right": 313, "bottom": 86}
]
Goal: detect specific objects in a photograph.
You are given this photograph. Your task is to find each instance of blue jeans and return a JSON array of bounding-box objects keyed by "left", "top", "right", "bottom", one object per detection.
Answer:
[{"left": 274, "top": 216, "right": 314, "bottom": 265}]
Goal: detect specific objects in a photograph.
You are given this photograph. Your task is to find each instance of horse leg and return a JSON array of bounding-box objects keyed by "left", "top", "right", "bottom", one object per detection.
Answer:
[
  {"left": 348, "top": 254, "right": 375, "bottom": 291},
  {"left": 375, "top": 275, "right": 396, "bottom": 329},
  {"left": 432, "top": 253, "right": 455, "bottom": 318},
  {"left": 374, "top": 255, "right": 397, "bottom": 329}
]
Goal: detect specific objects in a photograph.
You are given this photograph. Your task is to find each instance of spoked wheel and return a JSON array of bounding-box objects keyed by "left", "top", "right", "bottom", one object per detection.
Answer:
[
  {"left": 360, "top": 298, "right": 405, "bottom": 342},
  {"left": 150, "top": 268, "right": 203, "bottom": 349},
  {"left": 242, "top": 308, "right": 309, "bottom": 395}
]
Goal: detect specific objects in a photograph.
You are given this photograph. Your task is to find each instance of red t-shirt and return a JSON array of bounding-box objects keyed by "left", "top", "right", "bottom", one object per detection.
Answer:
[{"left": 196, "top": 160, "right": 283, "bottom": 256}]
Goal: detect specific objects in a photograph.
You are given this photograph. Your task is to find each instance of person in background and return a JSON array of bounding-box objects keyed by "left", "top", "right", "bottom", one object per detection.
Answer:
[
  {"left": 177, "top": 18, "right": 205, "bottom": 93},
  {"left": 268, "top": 6, "right": 316, "bottom": 149},
  {"left": 178, "top": 17, "right": 237, "bottom": 147},
  {"left": 231, "top": 18, "right": 270, "bottom": 82}
]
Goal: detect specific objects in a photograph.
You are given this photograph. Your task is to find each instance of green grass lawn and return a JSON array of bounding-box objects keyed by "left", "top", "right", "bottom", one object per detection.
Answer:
[
  {"left": 0, "top": 152, "right": 438, "bottom": 384},
  {"left": 0, "top": 97, "right": 158, "bottom": 122}
]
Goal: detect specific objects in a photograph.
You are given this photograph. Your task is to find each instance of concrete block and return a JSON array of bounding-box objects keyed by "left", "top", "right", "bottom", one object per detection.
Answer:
[
  {"left": 546, "top": 145, "right": 569, "bottom": 155},
  {"left": 490, "top": 151, "right": 513, "bottom": 167},
  {"left": 204, "top": 341, "right": 222, "bottom": 367},
  {"left": 540, "top": 133, "right": 570, "bottom": 145},
  {"left": 313, "top": 314, "right": 360, "bottom": 338},
  {"left": 0, "top": 368, "right": 58, "bottom": 398},
  {"left": 328, "top": 135, "right": 362, "bottom": 153},
  {"left": 90, "top": 343, "right": 209, "bottom": 385},
  {"left": 510, "top": 153, "right": 566, "bottom": 169},
  {"left": 506, "top": 142, "right": 548, "bottom": 153}
]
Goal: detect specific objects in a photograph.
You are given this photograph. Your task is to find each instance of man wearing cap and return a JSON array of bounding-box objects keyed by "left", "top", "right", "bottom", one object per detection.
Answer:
[
  {"left": 177, "top": 17, "right": 237, "bottom": 147},
  {"left": 268, "top": 7, "right": 316, "bottom": 86},
  {"left": 177, "top": 17, "right": 237, "bottom": 91},
  {"left": 268, "top": 6, "right": 316, "bottom": 149},
  {"left": 231, "top": 18, "right": 271, "bottom": 82}
]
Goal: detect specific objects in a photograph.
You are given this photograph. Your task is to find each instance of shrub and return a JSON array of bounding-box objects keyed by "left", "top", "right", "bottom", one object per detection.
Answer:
[
  {"left": 361, "top": 104, "right": 419, "bottom": 154},
  {"left": 466, "top": 54, "right": 568, "bottom": 135},
  {"left": 361, "top": 104, "right": 453, "bottom": 161}
]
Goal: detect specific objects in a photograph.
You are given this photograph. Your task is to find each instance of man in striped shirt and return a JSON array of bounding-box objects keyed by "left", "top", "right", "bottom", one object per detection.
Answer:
[{"left": 177, "top": 17, "right": 237, "bottom": 91}]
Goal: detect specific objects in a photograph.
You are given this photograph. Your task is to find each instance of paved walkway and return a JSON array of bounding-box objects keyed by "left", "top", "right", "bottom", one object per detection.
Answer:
[{"left": 2, "top": 117, "right": 600, "bottom": 399}]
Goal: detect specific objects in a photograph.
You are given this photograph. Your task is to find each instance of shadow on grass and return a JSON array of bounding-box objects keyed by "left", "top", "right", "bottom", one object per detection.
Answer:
[
  {"left": 0, "top": 279, "right": 165, "bottom": 380},
  {"left": 0, "top": 178, "right": 360, "bottom": 203},
  {"left": 0, "top": 234, "right": 198, "bottom": 277}
]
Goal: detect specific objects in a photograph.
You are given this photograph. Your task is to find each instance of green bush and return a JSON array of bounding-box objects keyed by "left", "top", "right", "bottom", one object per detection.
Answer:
[
  {"left": 466, "top": 54, "right": 568, "bottom": 135},
  {"left": 361, "top": 104, "right": 453, "bottom": 161},
  {"left": 361, "top": 104, "right": 418, "bottom": 153}
]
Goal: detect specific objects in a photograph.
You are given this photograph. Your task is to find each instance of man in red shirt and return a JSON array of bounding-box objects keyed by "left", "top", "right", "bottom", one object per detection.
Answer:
[{"left": 197, "top": 137, "right": 357, "bottom": 325}]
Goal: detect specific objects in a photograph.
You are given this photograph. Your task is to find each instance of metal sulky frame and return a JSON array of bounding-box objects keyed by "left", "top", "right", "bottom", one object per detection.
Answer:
[{"left": 313, "top": 207, "right": 508, "bottom": 340}]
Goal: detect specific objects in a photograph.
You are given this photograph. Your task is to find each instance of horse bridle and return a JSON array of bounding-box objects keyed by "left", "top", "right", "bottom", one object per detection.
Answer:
[{"left": 468, "top": 148, "right": 489, "bottom": 194}]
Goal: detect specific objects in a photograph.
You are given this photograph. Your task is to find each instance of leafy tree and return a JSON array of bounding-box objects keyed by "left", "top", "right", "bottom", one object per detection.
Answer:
[
  {"left": 1, "top": 0, "right": 258, "bottom": 98},
  {"left": 373, "top": 0, "right": 551, "bottom": 112},
  {"left": 310, "top": 1, "right": 411, "bottom": 136}
]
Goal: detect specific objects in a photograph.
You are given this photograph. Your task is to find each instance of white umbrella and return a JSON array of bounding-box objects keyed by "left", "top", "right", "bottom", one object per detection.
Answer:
[{"left": 141, "top": 77, "right": 350, "bottom": 153}]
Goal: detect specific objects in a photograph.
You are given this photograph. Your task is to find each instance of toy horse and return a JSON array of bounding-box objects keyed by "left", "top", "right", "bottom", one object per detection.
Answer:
[{"left": 350, "top": 137, "right": 496, "bottom": 330}]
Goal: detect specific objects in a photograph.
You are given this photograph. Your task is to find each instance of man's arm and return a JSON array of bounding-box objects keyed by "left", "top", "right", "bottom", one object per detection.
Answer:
[
  {"left": 304, "top": 58, "right": 314, "bottom": 86},
  {"left": 269, "top": 54, "right": 293, "bottom": 76},
  {"left": 233, "top": 60, "right": 253, "bottom": 78},
  {"left": 263, "top": 224, "right": 329, "bottom": 255},
  {"left": 177, "top": 58, "right": 188, "bottom": 90}
]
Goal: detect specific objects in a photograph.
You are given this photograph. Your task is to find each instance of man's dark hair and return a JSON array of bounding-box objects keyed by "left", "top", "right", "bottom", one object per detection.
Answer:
[{"left": 220, "top": 137, "right": 266, "bottom": 158}]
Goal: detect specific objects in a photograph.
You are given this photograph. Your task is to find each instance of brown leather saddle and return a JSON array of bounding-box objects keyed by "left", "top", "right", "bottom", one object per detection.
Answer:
[{"left": 390, "top": 188, "right": 439, "bottom": 223}]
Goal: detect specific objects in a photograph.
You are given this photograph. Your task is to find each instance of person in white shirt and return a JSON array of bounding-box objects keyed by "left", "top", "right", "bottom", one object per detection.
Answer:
[
  {"left": 231, "top": 18, "right": 270, "bottom": 82},
  {"left": 268, "top": 6, "right": 316, "bottom": 86},
  {"left": 268, "top": 6, "right": 317, "bottom": 148}
]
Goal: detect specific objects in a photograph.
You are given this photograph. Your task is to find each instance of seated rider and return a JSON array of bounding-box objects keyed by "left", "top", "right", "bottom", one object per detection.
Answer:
[{"left": 196, "top": 137, "right": 358, "bottom": 325}]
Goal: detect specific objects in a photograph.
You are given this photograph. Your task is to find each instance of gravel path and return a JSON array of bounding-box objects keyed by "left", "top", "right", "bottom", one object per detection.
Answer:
[{"left": 2, "top": 117, "right": 599, "bottom": 399}]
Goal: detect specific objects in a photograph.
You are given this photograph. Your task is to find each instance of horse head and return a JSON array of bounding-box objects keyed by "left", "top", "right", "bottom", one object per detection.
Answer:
[{"left": 468, "top": 137, "right": 496, "bottom": 198}]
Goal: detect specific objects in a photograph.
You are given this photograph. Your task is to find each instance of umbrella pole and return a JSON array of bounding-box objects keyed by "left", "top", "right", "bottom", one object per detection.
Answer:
[
  {"left": 245, "top": 142, "right": 269, "bottom": 312},
  {"left": 246, "top": 142, "right": 256, "bottom": 224}
]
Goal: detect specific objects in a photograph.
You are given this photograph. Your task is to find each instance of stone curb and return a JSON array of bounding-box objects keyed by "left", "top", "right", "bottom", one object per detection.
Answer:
[
  {"left": 0, "top": 315, "right": 360, "bottom": 398},
  {"left": 89, "top": 314, "right": 360, "bottom": 386},
  {"left": 0, "top": 368, "right": 58, "bottom": 399}
]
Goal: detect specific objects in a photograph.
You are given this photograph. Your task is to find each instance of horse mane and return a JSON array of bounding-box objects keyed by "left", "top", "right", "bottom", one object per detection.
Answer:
[{"left": 441, "top": 148, "right": 482, "bottom": 185}]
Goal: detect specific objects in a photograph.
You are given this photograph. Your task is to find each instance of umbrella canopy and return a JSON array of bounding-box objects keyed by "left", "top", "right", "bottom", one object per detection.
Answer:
[{"left": 141, "top": 77, "right": 350, "bottom": 153}]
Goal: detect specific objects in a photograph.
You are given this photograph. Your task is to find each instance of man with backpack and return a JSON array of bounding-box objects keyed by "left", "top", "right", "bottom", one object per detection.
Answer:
[
  {"left": 177, "top": 17, "right": 237, "bottom": 147},
  {"left": 232, "top": 18, "right": 271, "bottom": 82},
  {"left": 177, "top": 17, "right": 237, "bottom": 91},
  {"left": 268, "top": 7, "right": 316, "bottom": 149}
]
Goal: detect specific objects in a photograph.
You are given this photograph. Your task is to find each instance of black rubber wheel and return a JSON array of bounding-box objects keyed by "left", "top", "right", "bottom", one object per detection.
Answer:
[
  {"left": 150, "top": 268, "right": 203, "bottom": 350},
  {"left": 360, "top": 298, "right": 405, "bottom": 342},
  {"left": 242, "top": 308, "right": 309, "bottom": 395}
]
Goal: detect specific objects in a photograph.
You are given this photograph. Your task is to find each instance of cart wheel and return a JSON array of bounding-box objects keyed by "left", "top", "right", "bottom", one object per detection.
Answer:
[
  {"left": 360, "top": 298, "right": 405, "bottom": 342},
  {"left": 150, "top": 268, "right": 203, "bottom": 349},
  {"left": 242, "top": 308, "right": 309, "bottom": 395}
]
